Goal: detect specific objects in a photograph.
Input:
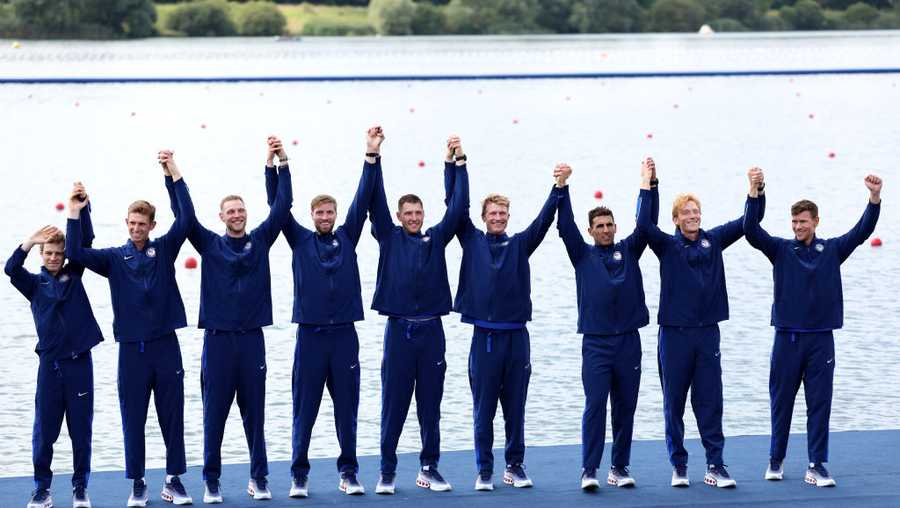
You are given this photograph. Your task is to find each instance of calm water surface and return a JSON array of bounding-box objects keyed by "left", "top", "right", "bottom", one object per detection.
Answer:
[{"left": 0, "top": 33, "right": 898, "bottom": 477}]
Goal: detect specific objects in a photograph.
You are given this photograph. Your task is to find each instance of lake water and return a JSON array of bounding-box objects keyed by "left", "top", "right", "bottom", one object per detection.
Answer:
[{"left": 1, "top": 33, "right": 898, "bottom": 478}]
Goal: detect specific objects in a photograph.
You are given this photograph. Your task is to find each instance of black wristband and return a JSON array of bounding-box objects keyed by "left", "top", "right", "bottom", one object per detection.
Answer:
[
  {"left": 365, "top": 152, "right": 380, "bottom": 158},
  {"left": 454, "top": 154, "right": 467, "bottom": 162},
  {"left": 649, "top": 178, "right": 659, "bottom": 187},
  {"left": 757, "top": 182, "right": 766, "bottom": 192}
]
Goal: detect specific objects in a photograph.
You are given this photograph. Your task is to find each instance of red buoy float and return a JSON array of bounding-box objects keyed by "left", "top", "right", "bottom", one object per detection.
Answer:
[
  {"left": 871, "top": 237, "right": 882, "bottom": 247},
  {"left": 184, "top": 257, "right": 198, "bottom": 269},
  {"left": 55, "top": 202, "right": 64, "bottom": 211},
  {"left": 594, "top": 190, "right": 604, "bottom": 200}
]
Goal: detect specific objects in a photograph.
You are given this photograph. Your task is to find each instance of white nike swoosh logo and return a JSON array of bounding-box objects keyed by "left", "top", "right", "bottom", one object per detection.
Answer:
[
  {"left": 77, "top": 392, "right": 89, "bottom": 397},
  {"left": 634, "top": 366, "right": 640, "bottom": 370},
  {"left": 259, "top": 365, "right": 266, "bottom": 370},
  {"left": 826, "top": 359, "right": 834, "bottom": 364},
  {"left": 175, "top": 369, "right": 183, "bottom": 375},
  {"left": 124, "top": 256, "right": 134, "bottom": 260},
  {"left": 350, "top": 364, "right": 358, "bottom": 370},
  {"left": 436, "top": 361, "right": 444, "bottom": 366},
  {"left": 41, "top": 281, "right": 50, "bottom": 285}
]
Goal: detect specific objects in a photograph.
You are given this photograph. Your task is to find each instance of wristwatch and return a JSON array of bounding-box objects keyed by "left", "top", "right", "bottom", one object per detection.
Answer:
[
  {"left": 454, "top": 154, "right": 467, "bottom": 162},
  {"left": 649, "top": 178, "right": 659, "bottom": 187},
  {"left": 757, "top": 182, "right": 766, "bottom": 192},
  {"left": 365, "top": 152, "right": 380, "bottom": 158}
]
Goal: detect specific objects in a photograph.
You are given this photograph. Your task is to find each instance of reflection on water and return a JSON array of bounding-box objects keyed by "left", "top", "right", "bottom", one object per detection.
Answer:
[{"left": 0, "top": 34, "right": 898, "bottom": 477}]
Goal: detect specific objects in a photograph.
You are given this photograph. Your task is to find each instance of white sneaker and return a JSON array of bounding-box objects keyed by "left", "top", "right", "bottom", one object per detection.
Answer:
[
  {"left": 502, "top": 464, "right": 533, "bottom": 488},
  {"left": 580, "top": 469, "right": 600, "bottom": 491},
  {"left": 289, "top": 477, "right": 308, "bottom": 498},
  {"left": 416, "top": 466, "right": 452, "bottom": 492},
  {"left": 161, "top": 476, "right": 193, "bottom": 505},
  {"left": 474, "top": 472, "right": 493, "bottom": 491},
  {"left": 765, "top": 460, "right": 784, "bottom": 481},
  {"left": 805, "top": 463, "right": 836, "bottom": 487},
  {"left": 338, "top": 472, "right": 365, "bottom": 495},
  {"left": 671, "top": 465, "right": 689, "bottom": 487},
  {"left": 72, "top": 486, "right": 91, "bottom": 508},
  {"left": 607, "top": 466, "right": 636, "bottom": 487},
  {"left": 27, "top": 489, "right": 52, "bottom": 508},
  {"left": 128, "top": 479, "right": 149, "bottom": 507},
  {"left": 247, "top": 478, "right": 272, "bottom": 500},
  {"left": 202, "top": 481, "right": 223, "bottom": 504},
  {"left": 375, "top": 472, "right": 395, "bottom": 495},
  {"left": 704, "top": 464, "right": 737, "bottom": 488}
]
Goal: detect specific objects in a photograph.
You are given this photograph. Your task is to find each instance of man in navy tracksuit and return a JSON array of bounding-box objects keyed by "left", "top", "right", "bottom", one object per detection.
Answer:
[
  {"left": 554, "top": 160, "right": 659, "bottom": 491},
  {"left": 636, "top": 162, "right": 764, "bottom": 489},
  {"left": 181, "top": 138, "right": 292, "bottom": 503},
  {"left": 6, "top": 183, "right": 102, "bottom": 508},
  {"left": 66, "top": 152, "right": 195, "bottom": 507},
  {"left": 280, "top": 127, "right": 382, "bottom": 498},
  {"left": 743, "top": 168, "right": 882, "bottom": 487},
  {"left": 367, "top": 134, "right": 469, "bottom": 495},
  {"left": 454, "top": 159, "right": 561, "bottom": 492}
]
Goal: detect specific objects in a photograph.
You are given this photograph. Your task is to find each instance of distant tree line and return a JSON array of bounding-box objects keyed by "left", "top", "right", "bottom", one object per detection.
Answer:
[{"left": 1, "top": 0, "right": 898, "bottom": 38}]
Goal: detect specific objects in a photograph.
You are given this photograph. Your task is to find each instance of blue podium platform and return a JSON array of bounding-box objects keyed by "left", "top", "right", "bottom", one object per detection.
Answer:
[{"left": 2, "top": 430, "right": 897, "bottom": 507}]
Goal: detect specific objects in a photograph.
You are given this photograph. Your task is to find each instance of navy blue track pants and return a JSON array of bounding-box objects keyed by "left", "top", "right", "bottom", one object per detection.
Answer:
[
  {"left": 769, "top": 330, "right": 835, "bottom": 464},
  {"left": 201, "top": 329, "right": 268, "bottom": 482},
  {"left": 380, "top": 317, "right": 446, "bottom": 474},
  {"left": 33, "top": 352, "right": 93, "bottom": 490},
  {"left": 118, "top": 332, "right": 186, "bottom": 479},
  {"left": 290, "top": 324, "right": 360, "bottom": 479},
  {"left": 658, "top": 325, "right": 725, "bottom": 467},
  {"left": 582, "top": 332, "right": 642, "bottom": 471},
  {"left": 468, "top": 326, "right": 531, "bottom": 474}
]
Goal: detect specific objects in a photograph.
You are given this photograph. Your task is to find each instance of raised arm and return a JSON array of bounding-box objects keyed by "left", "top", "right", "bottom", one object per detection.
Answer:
[
  {"left": 254, "top": 136, "right": 294, "bottom": 246},
  {"left": 742, "top": 166, "right": 780, "bottom": 261},
  {"left": 522, "top": 184, "right": 561, "bottom": 256},
  {"left": 4, "top": 226, "right": 58, "bottom": 300},
  {"left": 835, "top": 174, "right": 882, "bottom": 262},
  {"left": 553, "top": 164, "right": 586, "bottom": 264},
  {"left": 636, "top": 159, "right": 670, "bottom": 254},
  {"left": 434, "top": 136, "right": 470, "bottom": 243},
  {"left": 157, "top": 150, "right": 196, "bottom": 258},
  {"left": 65, "top": 189, "right": 111, "bottom": 276},
  {"left": 342, "top": 126, "right": 384, "bottom": 246},
  {"left": 711, "top": 169, "right": 767, "bottom": 250},
  {"left": 367, "top": 129, "right": 394, "bottom": 241},
  {"left": 626, "top": 157, "right": 659, "bottom": 256}
]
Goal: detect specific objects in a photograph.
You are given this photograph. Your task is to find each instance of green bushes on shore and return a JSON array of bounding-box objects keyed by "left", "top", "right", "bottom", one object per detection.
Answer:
[{"left": 2, "top": 0, "right": 900, "bottom": 39}]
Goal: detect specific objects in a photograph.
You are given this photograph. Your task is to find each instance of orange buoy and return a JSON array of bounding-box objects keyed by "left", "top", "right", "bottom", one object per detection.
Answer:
[
  {"left": 871, "top": 237, "right": 882, "bottom": 247},
  {"left": 184, "top": 257, "right": 198, "bottom": 269},
  {"left": 594, "top": 190, "right": 604, "bottom": 200},
  {"left": 55, "top": 202, "right": 65, "bottom": 211}
]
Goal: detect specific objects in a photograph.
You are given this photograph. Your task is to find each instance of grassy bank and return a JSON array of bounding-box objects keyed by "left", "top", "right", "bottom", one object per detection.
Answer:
[{"left": 154, "top": 2, "right": 370, "bottom": 37}]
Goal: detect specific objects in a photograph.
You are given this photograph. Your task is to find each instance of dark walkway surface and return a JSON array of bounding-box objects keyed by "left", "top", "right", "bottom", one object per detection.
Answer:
[{"left": 2, "top": 430, "right": 897, "bottom": 507}]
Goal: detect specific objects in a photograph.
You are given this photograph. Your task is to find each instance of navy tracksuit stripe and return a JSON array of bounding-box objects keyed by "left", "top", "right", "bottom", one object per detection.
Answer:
[
  {"left": 290, "top": 325, "right": 361, "bottom": 477},
  {"left": 379, "top": 318, "right": 446, "bottom": 473},
  {"left": 201, "top": 330, "right": 268, "bottom": 481},
  {"left": 637, "top": 188, "right": 760, "bottom": 466},
  {"left": 769, "top": 331, "right": 835, "bottom": 463},
  {"left": 744, "top": 196, "right": 879, "bottom": 464},
  {"left": 117, "top": 333, "right": 186, "bottom": 479},
  {"left": 33, "top": 353, "right": 94, "bottom": 490},
  {"left": 469, "top": 327, "right": 531, "bottom": 473},
  {"left": 581, "top": 332, "right": 642, "bottom": 470},
  {"left": 657, "top": 325, "right": 724, "bottom": 467}
]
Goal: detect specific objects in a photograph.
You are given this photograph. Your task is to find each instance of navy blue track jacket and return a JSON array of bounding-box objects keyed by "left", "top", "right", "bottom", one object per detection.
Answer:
[
  {"left": 66, "top": 176, "right": 194, "bottom": 342},
  {"left": 273, "top": 161, "right": 377, "bottom": 325},
  {"left": 178, "top": 166, "right": 292, "bottom": 331},
  {"left": 368, "top": 160, "right": 469, "bottom": 317},
  {"left": 636, "top": 188, "right": 764, "bottom": 327},
  {"left": 6, "top": 206, "right": 103, "bottom": 360},
  {"left": 452, "top": 180, "right": 561, "bottom": 325},
  {"left": 743, "top": 195, "right": 879, "bottom": 331},
  {"left": 557, "top": 185, "right": 658, "bottom": 335}
]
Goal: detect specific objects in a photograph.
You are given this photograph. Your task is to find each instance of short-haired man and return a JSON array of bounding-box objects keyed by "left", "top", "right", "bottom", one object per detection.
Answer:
[
  {"left": 367, "top": 134, "right": 469, "bottom": 495},
  {"left": 453, "top": 159, "right": 561, "bottom": 491},
  {"left": 636, "top": 163, "right": 765, "bottom": 489},
  {"left": 743, "top": 168, "right": 881, "bottom": 487},
  {"left": 66, "top": 153, "right": 196, "bottom": 507},
  {"left": 6, "top": 183, "right": 102, "bottom": 508},
  {"left": 554, "top": 159, "right": 659, "bottom": 490},
  {"left": 177, "top": 139, "right": 292, "bottom": 503},
  {"left": 275, "top": 127, "right": 381, "bottom": 497}
]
